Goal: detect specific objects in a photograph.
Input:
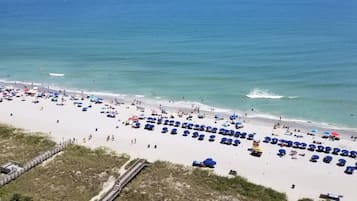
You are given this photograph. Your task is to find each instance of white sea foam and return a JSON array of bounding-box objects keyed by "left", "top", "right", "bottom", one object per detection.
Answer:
[
  {"left": 49, "top": 73, "right": 64, "bottom": 77},
  {"left": 246, "top": 88, "right": 297, "bottom": 99}
]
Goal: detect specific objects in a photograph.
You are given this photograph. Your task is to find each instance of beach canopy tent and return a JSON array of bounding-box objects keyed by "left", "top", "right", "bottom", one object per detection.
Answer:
[{"left": 203, "top": 158, "right": 217, "bottom": 168}]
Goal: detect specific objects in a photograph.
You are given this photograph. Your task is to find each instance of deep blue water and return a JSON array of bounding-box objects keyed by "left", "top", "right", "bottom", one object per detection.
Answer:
[{"left": 0, "top": 0, "right": 357, "bottom": 128}]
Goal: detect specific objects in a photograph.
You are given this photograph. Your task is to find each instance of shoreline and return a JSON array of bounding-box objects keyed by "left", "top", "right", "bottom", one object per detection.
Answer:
[{"left": 1, "top": 79, "right": 356, "bottom": 138}]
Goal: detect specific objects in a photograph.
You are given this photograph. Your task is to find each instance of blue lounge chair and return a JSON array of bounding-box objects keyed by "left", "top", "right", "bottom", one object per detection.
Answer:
[
  {"left": 310, "top": 155, "right": 319, "bottom": 162},
  {"left": 323, "top": 155, "right": 333, "bottom": 163},
  {"left": 340, "top": 150, "right": 349, "bottom": 157},
  {"left": 349, "top": 151, "right": 357, "bottom": 158},
  {"left": 337, "top": 159, "right": 346, "bottom": 167},
  {"left": 198, "top": 134, "right": 205, "bottom": 141},
  {"left": 308, "top": 144, "right": 316, "bottom": 151},
  {"left": 192, "top": 132, "right": 199, "bottom": 138},
  {"left": 240, "top": 132, "right": 247, "bottom": 139},
  {"left": 263, "top": 136, "right": 271, "bottom": 143},
  {"left": 220, "top": 137, "right": 227, "bottom": 144},
  {"left": 270, "top": 138, "right": 278, "bottom": 144},
  {"left": 211, "top": 127, "right": 218, "bottom": 133},
  {"left": 175, "top": 121, "right": 181, "bottom": 127},
  {"left": 162, "top": 127, "right": 168, "bottom": 133},
  {"left": 317, "top": 145, "right": 325, "bottom": 152},
  {"left": 208, "top": 135, "right": 216, "bottom": 142},
  {"left": 324, "top": 146, "right": 332, "bottom": 154},
  {"left": 247, "top": 133, "right": 255, "bottom": 140},
  {"left": 278, "top": 149, "right": 286, "bottom": 156},
  {"left": 332, "top": 147, "right": 341, "bottom": 155},
  {"left": 183, "top": 130, "right": 190, "bottom": 136},
  {"left": 171, "top": 128, "right": 177, "bottom": 135},
  {"left": 233, "top": 139, "right": 241, "bottom": 146},
  {"left": 234, "top": 131, "right": 241, "bottom": 138},
  {"left": 345, "top": 166, "right": 356, "bottom": 174}
]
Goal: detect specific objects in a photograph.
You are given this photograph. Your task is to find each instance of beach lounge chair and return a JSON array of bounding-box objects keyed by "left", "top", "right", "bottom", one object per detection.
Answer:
[
  {"left": 192, "top": 132, "right": 199, "bottom": 138},
  {"left": 220, "top": 137, "right": 227, "bottom": 144},
  {"left": 344, "top": 166, "right": 356, "bottom": 175},
  {"left": 278, "top": 149, "right": 286, "bottom": 157},
  {"left": 323, "top": 155, "right": 333, "bottom": 163},
  {"left": 332, "top": 147, "right": 341, "bottom": 155},
  {"left": 183, "top": 130, "right": 190, "bottom": 136},
  {"left": 270, "top": 137, "right": 278, "bottom": 144},
  {"left": 198, "top": 134, "right": 205, "bottom": 141},
  {"left": 247, "top": 133, "right": 255, "bottom": 140},
  {"left": 171, "top": 128, "right": 177, "bottom": 135},
  {"left": 308, "top": 144, "right": 316, "bottom": 151},
  {"left": 310, "top": 155, "right": 319, "bottom": 162},
  {"left": 349, "top": 150, "right": 357, "bottom": 158},
  {"left": 208, "top": 135, "right": 216, "bottom": 142},
  {"left": 233, "top": 139, "right": 240, "bottom": 146},
  {"left": 337, "top": 159, "right": 346, "bottom": 167},
  {"left": 317, "top": 145, "right": 325, "bottom": 152},
  {"left": 211, "top": 127, "right": 218, "bottom": 133},
  {"left": 161, "top": 127, "right": 168, "bottom": 133},
  {"left": 263, "top": 136, "right": 271, "bottom": 143},
  {"left": 340, "top": 150, "right": 349, "bottom": 157},
  {"left": 324, "top": 146, "right": 332, "bottom": 153},
  {"left": 240, "top": 132, "right": 247, "bottom": 139}
]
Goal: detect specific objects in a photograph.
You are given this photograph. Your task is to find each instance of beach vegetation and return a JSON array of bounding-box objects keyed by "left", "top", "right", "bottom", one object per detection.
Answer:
[
  {"left": 0, "top": 143, "right": 129, "bottom": 201},
  {"left": 0, "top": 124, "right": 55, "bottom": 165},
  {"left": 117, "top": 161, "right": 287, "bottom": 201}
]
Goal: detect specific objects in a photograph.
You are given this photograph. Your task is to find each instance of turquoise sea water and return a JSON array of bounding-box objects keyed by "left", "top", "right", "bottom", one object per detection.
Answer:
[{"left": 0, "top": 0, "right": 357, "bottom": 128}]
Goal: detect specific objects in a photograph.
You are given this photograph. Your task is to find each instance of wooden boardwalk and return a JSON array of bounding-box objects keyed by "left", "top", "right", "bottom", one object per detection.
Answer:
[
  {"left": 99, "top": 159, "right": 150, "bottom": 201},
  {"left": 0, "top": 139, "right": 73, "bottom": 187}
]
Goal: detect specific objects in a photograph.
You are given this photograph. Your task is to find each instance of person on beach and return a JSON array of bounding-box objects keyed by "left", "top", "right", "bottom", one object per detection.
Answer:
[{"left": 147, "top": 144, "right": 150, "bottom": 148}]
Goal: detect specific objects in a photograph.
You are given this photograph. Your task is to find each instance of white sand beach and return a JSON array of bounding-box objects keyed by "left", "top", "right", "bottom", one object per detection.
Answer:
[{"left": 1, "top": 86, "right": 357, "bottom": 201}]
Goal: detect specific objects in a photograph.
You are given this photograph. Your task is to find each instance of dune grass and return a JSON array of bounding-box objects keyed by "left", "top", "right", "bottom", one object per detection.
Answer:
[
  {"left": 0, "top": 143, "right": 129, "bottom": 201},
  {"left": 117, "top": 161, "right": 287, "bottom": 201},
  {"left": 0, "top": 124, "right": 55, "bottom": 166}
]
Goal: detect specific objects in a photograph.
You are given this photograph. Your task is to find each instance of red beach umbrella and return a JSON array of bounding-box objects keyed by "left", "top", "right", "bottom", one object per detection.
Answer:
[
  {"left": 128, "top": 116, "right": 139, "bottom": 122},
  {"left": 331, "top": 132, "right": 340, "bottom": 137}
]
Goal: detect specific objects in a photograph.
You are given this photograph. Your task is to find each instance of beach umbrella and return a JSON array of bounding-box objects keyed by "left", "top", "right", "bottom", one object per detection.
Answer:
[
  {"left": 331, "top": 132, "right": 340, "bottom": 138},
  {"left": 203, "top": 158, "right": 217, "bottom": 168},
  {"left": 323, "top": 131, "right": 331, "bottom": 137},
  {"left": 310, "top": 129, "right": 318, "bottom": 134},
  {"left": 128, "top": 116, "right": 139, "bottom": 122}
]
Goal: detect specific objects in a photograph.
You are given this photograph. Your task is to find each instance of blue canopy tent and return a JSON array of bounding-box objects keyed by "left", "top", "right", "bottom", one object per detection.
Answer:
[
  {"left": 203, "top": 158, "right": 217, "bottom": 168},
  {"left": 337, "top": 158, "right": 346, "bottom": 167},
  {"left": 310, "top": 155, "right": 319, "bottom": 162},
  {"left": 323, "top": 155, "right": 333, "bottom": 163}
]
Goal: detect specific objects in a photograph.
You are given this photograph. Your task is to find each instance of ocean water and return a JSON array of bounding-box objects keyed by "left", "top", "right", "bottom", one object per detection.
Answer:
[{"left": 0, "top": 0, "right": 357, "bottom": 128}]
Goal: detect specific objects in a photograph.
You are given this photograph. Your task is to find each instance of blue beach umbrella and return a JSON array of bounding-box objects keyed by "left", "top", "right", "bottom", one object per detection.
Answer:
[{"left": 310, "top": 129, "right": 318, "bottom": 134}]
